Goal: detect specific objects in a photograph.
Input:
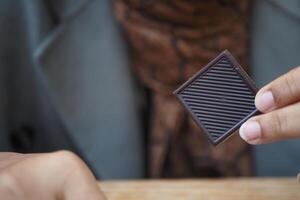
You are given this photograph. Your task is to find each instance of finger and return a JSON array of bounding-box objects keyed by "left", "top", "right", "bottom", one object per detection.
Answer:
[
  {"left": 255, "top": 66, "right": 300, "bottom": 112},
  {"left": 59, "top": 152, "right": 107, "bottom": 200},
  {"left": 39, "top": 151, "right": 106, "bottom": 200},
  {"left": 0, "top": 153, "right": 24, "bottom": 170},
  {"left": 7, "top": 151, "right": 106, "bottom": 200},
  {"left": 239, "top": 102, "right": 300, "bottom": 144}
]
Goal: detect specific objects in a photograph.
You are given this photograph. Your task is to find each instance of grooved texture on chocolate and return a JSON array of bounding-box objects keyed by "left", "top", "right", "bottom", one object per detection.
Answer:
[{"left": 174, "top": 50, "right": 259, "bottom": 145}]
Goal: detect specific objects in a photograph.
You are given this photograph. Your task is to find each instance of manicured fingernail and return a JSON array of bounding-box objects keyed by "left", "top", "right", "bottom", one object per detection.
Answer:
[
  {"left": 255, "top": 91, "right": 274, "bottom": 112},
  {"left": 239, "top": 121, "right": 261, "bottom": 142}
]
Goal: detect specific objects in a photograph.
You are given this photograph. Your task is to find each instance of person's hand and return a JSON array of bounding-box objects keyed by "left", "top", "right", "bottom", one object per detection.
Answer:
[
  {"left": 239, "top": 66, "right": 300, "bottom": 144},
  {"left": 0, "top": 151, "right": 106, "bottom": 200}
]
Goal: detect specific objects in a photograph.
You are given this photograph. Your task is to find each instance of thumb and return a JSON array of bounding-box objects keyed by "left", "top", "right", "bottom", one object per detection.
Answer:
[{"left": 239, "top": 102, "right": 300, "bottom": 144}]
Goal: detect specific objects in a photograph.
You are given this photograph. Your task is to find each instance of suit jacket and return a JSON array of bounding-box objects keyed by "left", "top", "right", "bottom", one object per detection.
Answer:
[
  {"left": 0, "top": 0, "right": 144, "bottom": 179},
  {"left": 251, "top": 0, "right": 300, "bottom": 176}
]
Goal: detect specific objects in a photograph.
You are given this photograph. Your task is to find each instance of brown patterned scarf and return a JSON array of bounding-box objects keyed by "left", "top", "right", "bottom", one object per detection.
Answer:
[{"left": 114, "top": 0, "right": 252, "bottom": 178}]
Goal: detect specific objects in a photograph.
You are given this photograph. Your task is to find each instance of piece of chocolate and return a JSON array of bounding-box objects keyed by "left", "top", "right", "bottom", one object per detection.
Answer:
[{"left": 173, "top": 50, "right": 259, "bottom": 145}]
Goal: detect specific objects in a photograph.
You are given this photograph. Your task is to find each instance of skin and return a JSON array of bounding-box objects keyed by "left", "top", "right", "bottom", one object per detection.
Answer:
[
  {"left": 239, "top": 66, "right": 300, "bottom": 144},
  {"left": 0, "top": 151, "right": 107, "bottom": 200}
]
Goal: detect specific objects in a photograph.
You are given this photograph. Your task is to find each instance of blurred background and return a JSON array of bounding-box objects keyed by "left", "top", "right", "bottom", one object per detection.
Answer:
[{"left": 0, "top": 0, "right": 299, "bottom": 180}]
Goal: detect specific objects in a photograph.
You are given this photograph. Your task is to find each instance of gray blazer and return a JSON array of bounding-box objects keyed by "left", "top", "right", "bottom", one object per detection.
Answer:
[
  {"left": 251, "top": 0, "right": 300, "bottom": 176},
  {"left": 0, "top": 0, "right": 144, "bottom": 179}
]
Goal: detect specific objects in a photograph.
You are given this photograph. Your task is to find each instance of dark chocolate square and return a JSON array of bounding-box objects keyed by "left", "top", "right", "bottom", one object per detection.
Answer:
[{"left": 173, "top": 50, "right": 259, "bottom": 145}]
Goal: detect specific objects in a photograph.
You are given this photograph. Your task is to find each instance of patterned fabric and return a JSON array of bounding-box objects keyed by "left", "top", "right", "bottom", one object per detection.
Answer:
[{"left": 114, "top": 0, "right": 252, "bottom": 178}]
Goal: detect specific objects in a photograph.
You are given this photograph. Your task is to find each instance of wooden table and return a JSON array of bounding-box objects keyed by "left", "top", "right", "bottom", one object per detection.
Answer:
[{"left": 99, "top": 178, "right": 299, "bottom": 200}]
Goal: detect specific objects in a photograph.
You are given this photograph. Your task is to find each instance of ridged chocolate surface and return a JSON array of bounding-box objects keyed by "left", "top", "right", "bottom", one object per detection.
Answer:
[{"left": 174, "top": 50, "right": 259, "bottom": 145}]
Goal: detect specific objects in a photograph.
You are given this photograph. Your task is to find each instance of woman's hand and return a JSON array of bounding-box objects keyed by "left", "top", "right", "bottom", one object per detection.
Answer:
[
  {"left": 239, "top": 66, "right": 300, "bottom": 144},
  {"left": 0, "top": 151, "right": 106, "bottom": 200}
]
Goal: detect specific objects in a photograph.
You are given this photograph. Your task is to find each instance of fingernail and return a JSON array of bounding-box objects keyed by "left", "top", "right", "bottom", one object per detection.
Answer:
[
  {"left": 239, "top": 121, "right": 261, "bottom": 142},
  {"left": 255, "top": 91, "right": 275, "bottom": 112}
]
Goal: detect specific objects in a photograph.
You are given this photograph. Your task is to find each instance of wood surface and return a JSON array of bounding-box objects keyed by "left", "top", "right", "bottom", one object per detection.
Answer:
[{"left": 99, "top": 178, "right": 300, "bottom": 200}]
